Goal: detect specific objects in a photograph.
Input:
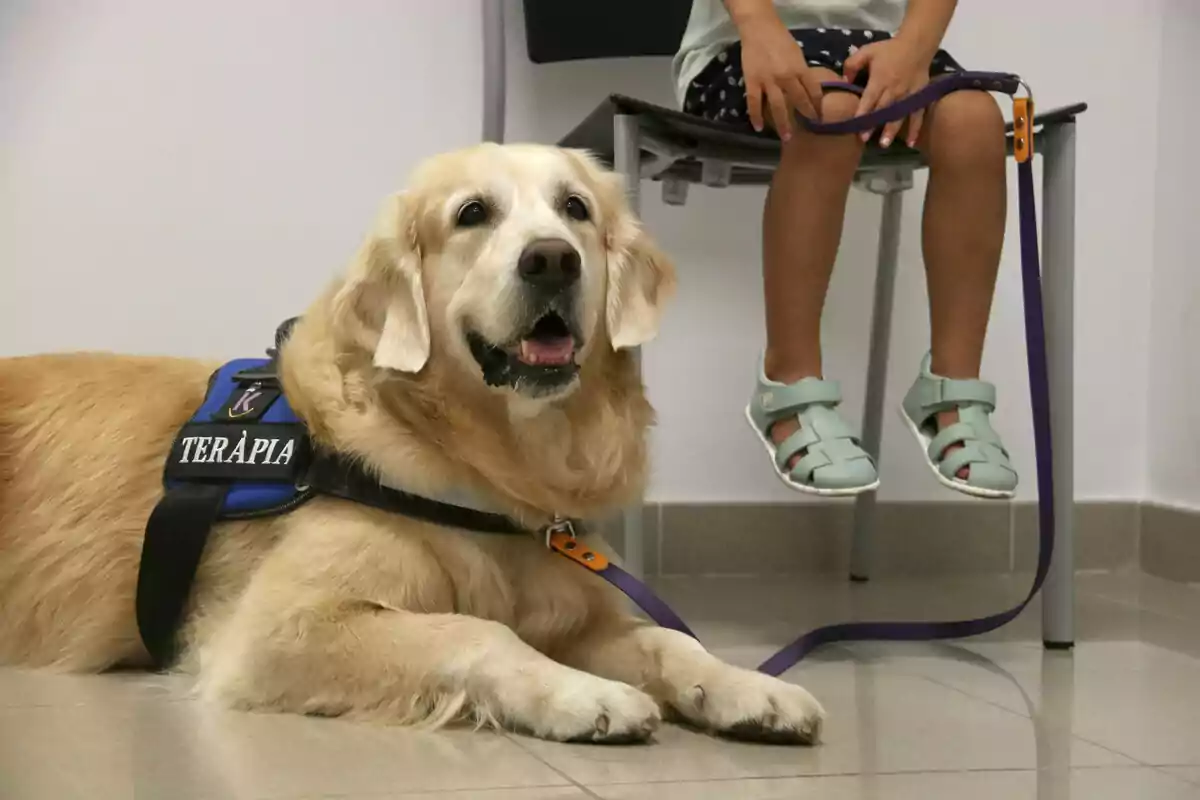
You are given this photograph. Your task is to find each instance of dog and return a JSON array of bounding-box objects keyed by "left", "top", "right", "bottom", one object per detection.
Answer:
[{"left": 0, "top": 143, "right": 824, "bottom": 744}]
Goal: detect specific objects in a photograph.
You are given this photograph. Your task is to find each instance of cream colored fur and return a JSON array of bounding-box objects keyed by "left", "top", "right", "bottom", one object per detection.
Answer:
[{"left": 0, "top": 144, "right": 823, "bottom": 744}]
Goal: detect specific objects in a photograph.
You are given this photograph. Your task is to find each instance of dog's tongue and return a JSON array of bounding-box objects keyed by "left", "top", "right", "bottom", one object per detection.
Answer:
[{"left": 518, "top": 337, "right": 575, "bottom": 366}]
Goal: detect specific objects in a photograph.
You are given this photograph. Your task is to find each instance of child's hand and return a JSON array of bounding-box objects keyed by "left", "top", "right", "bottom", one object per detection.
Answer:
[
  {"left": 842, "top": 38, "right": 931, "bottom": 148},
  {"left": 737, "top": 15, "right": 825, "bottom": 141}
]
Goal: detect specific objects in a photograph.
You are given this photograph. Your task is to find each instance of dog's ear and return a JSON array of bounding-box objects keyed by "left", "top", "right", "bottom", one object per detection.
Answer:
[
  {"left": 605, "top": 215, "right": 677, "bottom": 350},
  {"left": 333, "top": 192, "right": 430, "bottom": 372}
]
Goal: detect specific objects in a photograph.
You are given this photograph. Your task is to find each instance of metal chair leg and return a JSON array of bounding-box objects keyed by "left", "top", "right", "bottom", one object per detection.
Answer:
[
  {"left": 1040, "top": 123, "right": 1077, "bottom": 649},
  {"left": 850, "top": 170, "right": 912, "bottom": 582},
  {"left": 480, "top": 0, "right": 506, "bottom": 144},
  {"left": 614, "top": 113, "right": 646, "bottom": 578}
]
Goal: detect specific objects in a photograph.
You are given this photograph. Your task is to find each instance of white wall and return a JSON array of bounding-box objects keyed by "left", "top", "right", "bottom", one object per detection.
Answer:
[
  {"left": 1, "top": 0, "right": 483, "bottom": 357},
  {"left": 1146, "top": 0, "right": 1200, "bottom": 511},
  {"left": 0, "top": 0, "right": 1167, "bottom": 504}
]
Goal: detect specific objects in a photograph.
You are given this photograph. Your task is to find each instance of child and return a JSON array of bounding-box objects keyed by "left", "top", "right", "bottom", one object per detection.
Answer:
[{"left": 673, "top": 0, "right": 1017, "bottom": 498}]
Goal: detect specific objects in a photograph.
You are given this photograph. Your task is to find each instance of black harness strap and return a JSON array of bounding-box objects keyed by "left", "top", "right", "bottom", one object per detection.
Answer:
[
  {"left": 138, "top": 327, "right": 310, "bottom": 669},
  {"left": 136, "top": 317, "right": 535, "bottom": 669},
  {"left": 135, "top": 456, "right": 539, "bottom": 669},
  {"left": 304, "top": 455, "right": 529, "bottom": 536},
  {"left": 136, "top": 483, "right": 228, "bottom": 667}
]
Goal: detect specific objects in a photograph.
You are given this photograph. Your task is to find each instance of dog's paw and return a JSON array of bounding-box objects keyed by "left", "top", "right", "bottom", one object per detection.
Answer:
[
  {"left": 509, "top": 672, "right": 661, "bottom": 744},
  {"left": 671, "top": 667, "right": 824, "bottom": 745}
]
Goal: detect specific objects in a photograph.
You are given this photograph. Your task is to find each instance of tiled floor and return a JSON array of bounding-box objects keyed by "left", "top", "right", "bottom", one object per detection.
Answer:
[{"left": 3, "top": 572, "right": 1200, "bottom": 799}]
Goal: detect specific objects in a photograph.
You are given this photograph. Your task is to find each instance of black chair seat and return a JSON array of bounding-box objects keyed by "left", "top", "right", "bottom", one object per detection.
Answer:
[{"left": 559, "top": 93, "right": 1089, "bottom": 185}]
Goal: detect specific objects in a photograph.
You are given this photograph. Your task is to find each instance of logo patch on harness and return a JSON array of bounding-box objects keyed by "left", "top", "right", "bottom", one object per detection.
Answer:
[
  {"left": 214, "top": 383, "right": 281, "bottom": 422},
  {"left": 165, "top": 423, "right": 309, "bottom": 482}
]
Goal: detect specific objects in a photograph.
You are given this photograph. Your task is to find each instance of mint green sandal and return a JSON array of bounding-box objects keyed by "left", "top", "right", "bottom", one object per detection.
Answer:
[
  {"left": 745, "top": 363, "right": 879, "bottom": 497},
  {"left": 900, "top": 353, "right": 1018, "bottom": 499}
]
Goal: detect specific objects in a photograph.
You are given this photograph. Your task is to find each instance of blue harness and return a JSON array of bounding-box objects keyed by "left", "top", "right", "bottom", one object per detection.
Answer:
[
  {"left": 137, "top": 323, "right": 546, "bottom": 668},
  {"left": 171, "top": 358, "right": 314, "bottom": 517},
  {"left": 137, "top": 340, "right": 316, "bottom": 668}
]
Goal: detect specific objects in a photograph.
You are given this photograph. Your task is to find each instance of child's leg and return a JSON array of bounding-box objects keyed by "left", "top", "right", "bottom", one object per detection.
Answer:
[
  {"left": 916, "top": 90, "right": 1008, "bottom": 479},
  {"left": 763, "top": 72, "right": 865, "bottom": 461}
]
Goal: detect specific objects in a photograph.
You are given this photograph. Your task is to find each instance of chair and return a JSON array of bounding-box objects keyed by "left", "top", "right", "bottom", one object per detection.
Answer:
[{"left": 484, "top": 0, "right": 1082, "bottom": 648}]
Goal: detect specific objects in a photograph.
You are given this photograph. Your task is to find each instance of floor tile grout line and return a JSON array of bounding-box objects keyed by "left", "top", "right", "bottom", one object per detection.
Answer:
[
  {"left": 1148, "top": 765, "right": 1200, "bottom": 788},
  {"left": 1076, "top": 586, "right": 1200, "bottom": 625},
  {"left": 0, "top": 697, "right": 197, "bottom": 712},
  {"left": 176, "top": 765, "right": 1200, "bottom": 800},
  {"left": 502, "top": 731, "right": 608, "bottom": 796},
  {"left": 240, "top": 765, "right": 1200, "bottom": 798},
  {"left": 893, "top": 666, "right": 1153, "bottom": 768},
  {"left": 572, "top": 763, "right": 1180, "bottom": 791},
  {"left": 822, "top": 640, "right": 1144, "bottom": 753},
  {"left": 576, "top": 783, "right": 608, "bottom": 800},
  {"left": 249, "top": 783, "right": 591, "bottom": 800},
  {"left": 498, "top": 693, "right": 1174, "bottom": 794}
]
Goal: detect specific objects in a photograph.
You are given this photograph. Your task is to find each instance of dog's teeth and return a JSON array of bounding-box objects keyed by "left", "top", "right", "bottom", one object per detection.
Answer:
[{"left": 517, "top": 338, "right": 573, "bottom": 366}]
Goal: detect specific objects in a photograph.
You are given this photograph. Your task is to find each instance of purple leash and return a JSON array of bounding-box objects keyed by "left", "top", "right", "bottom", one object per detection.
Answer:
[
  {"left": 755, "top": 71, "right": 1055, "bottom": 675},
  {"left": 561, "top": 71, "right": 1055, "bottom": 677}
]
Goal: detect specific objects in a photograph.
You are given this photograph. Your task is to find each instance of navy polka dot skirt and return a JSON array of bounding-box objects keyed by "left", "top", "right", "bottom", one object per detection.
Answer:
[{"left": 683, "top": 28, "right": 962, "bottom": 131}]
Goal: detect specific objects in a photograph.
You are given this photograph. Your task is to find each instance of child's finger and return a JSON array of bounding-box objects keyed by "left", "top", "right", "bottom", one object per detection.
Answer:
[
  {"left": 800, "top": 71, "right": 826, "bottom": 120},
  {"left": 782, "top": 76, "right": 818, "bottom": 121},
  {"left": 746, "top": 81, "right": 765, "bottom": 132},
  {"left": 880, "top": 110, "right": 904, "bottom": 148},
  {"left": 906, "top": 108, "right": 925, "bottom": 148},
  {"left": 864, "top": 88, "right": 896, "bottom": 144},
  {"left": 843, "top": 49, "right": 868, "bottom": 83},
  {"left": 765, "top": 84, "right": 792, "bottom": 140},
  {"left": 855, "top": 81, "right": 884, "bottom": 140}
]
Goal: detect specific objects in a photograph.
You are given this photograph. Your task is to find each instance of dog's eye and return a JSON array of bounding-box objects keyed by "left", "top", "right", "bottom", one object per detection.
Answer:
[
  {"left": 456, "top": 200, "right": 490, "bottom": 228},
  {"left": 563, "top": 195, "right": 590, "bottom": 222}
]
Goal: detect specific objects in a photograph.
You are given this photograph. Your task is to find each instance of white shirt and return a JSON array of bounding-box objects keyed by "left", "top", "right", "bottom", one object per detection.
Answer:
[{"left": 672, "top": 0, "right": 907, "bottom": 106}]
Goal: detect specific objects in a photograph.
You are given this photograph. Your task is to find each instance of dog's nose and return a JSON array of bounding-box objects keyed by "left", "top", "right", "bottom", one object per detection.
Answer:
[{"left": 517, "top": 239, "right": 581, "bottom": 291}]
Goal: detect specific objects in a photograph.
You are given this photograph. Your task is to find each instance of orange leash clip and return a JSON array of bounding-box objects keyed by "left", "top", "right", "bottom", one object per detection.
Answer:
[
  {"left": 545, "top": 519, "right": 609, "bottom": 572},
  {"left": 1012, "top": 96, "right": 1034, "bottom": 164}
]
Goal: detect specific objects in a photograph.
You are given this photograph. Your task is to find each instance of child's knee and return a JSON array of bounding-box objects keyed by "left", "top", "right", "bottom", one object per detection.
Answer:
[
  {"left": 819, "top": 90, "right": 861, "bottom": 124},
  {"left": 780, "top": 90, "right": 864, "bottom": 166},
  {"left": 925, "top": 90, "right": 1006, "bottom": 166}
]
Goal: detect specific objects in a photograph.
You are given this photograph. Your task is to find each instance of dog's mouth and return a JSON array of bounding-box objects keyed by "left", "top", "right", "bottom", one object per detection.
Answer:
[
  {"left": 467, "top": 311, "right": 582, "bottom": 394},
  {"left": 515, "top": 312, "right": 576, "bottom": 366}
]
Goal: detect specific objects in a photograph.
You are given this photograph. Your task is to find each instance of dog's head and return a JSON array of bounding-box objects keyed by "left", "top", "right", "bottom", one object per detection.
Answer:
[{"left": 331, "top": 144, "right": 675, "bottom": 403}]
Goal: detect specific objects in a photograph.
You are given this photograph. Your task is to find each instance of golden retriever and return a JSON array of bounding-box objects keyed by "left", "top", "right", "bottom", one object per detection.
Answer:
[{"left": 0, "top": 143, "right": 823, "bottom": 744}]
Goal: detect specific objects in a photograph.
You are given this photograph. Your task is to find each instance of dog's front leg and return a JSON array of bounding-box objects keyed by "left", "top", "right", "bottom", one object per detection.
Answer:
[
  {"left": 199, "top": 605, "right": 660, "bottom": 743},
  {"left": 559, "top": 622, "right": 824, "bottom": 744}
]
